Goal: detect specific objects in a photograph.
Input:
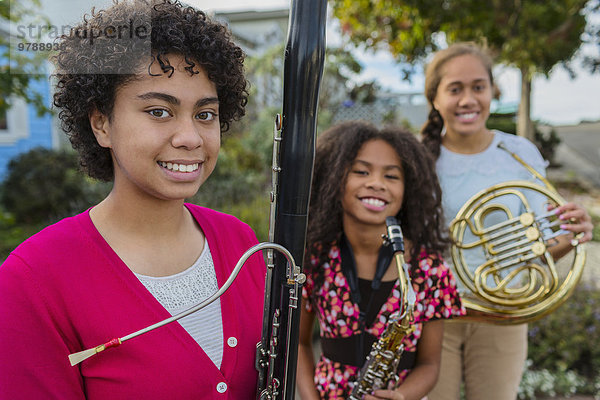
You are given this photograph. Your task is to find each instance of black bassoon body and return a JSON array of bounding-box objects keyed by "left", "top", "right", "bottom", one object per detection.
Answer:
[{"left": 255, "top": 0, "right": 327, "bottom": 399}]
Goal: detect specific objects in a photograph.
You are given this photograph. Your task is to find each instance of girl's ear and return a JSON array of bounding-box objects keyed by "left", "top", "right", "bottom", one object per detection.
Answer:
[{"left": 89, "top": 109, "right": 112, "bottom": 148}]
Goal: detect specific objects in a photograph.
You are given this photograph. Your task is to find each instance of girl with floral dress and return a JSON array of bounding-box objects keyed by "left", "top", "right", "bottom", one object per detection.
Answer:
[{"left": 296, "top": 121, "right": 465, "bottom": 400}]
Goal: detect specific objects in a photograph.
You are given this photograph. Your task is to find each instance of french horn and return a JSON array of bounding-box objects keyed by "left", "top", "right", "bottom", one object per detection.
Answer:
[{"left": 449, "top": 143, "right": 586, "bottom": 324}]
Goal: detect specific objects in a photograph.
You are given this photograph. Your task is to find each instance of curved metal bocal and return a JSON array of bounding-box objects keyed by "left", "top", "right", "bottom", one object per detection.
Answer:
[{"left": 67, "top": 243, "right": 297, "bottom": 367}]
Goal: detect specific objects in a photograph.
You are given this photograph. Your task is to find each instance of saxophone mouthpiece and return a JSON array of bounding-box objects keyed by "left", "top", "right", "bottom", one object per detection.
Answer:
[{"left": 385, "top": 216, "right": 404, "bottom": 254}]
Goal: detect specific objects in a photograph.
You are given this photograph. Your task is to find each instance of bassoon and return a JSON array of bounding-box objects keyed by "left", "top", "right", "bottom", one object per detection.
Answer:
[{"left": 255, "top": 1, "right": 327, "bottom": 399}]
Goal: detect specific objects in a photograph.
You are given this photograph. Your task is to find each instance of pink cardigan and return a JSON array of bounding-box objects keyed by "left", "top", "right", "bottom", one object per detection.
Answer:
[{"left": 0, "top": 204, "right": 266, "bottom": 399}]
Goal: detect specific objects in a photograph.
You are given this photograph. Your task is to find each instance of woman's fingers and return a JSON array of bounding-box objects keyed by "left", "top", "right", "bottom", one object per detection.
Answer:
[{"left": 554, "top": 202, "right": 594, "bottom": 243}]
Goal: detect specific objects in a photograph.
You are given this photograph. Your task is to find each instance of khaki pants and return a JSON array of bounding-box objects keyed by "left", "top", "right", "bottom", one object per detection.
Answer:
[{"left": 428, "top": 320, "right": 527, "bottom": 400}]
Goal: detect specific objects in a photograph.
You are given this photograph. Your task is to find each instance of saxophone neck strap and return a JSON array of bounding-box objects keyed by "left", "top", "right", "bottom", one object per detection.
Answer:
[
  {"left": 340, "top": 235, "right": 395, "bottom": 361},
  {"left": 340, "top": 235, "right": 394, "bottom": 308}
]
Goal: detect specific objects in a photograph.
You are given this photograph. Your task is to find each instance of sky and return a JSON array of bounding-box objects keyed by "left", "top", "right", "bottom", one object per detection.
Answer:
[
  {"left": 186, "top": 0, "right": 600, "bottom": 126},
  {"left": 33, "top": 0, "right": 598, "bottom": 126}
]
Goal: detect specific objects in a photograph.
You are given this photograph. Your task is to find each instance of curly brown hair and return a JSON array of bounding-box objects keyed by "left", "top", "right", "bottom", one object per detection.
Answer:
[
  {"left": 306, "top": 120, "right": 450, "bottom": 269},
  {"left": 52, "top": 0, "right": 248, "bottom": 181},
  {"left": 420, "top": 42, "right": 494, "bottom": 159}
]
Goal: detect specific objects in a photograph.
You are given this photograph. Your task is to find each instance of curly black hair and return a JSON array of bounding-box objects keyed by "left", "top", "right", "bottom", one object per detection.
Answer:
[
  {"left": 306, "top": 121, "right": 450, "bottom": 269},
  {"left": 52, "top": 0, "right": 248, "bottom": 181}
]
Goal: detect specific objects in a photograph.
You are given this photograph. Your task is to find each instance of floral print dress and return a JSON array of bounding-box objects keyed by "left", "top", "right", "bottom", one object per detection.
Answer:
[{"left": 302, "top": 242, "right": 466, "bottom": 399}]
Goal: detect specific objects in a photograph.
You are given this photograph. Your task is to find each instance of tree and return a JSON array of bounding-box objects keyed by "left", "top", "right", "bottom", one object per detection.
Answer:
[
  {"left": 330, "top": 0, "right": 599, "bottom": 140},
  {"left": 0, "top": 0, "right": 50, "bottom": 116}
]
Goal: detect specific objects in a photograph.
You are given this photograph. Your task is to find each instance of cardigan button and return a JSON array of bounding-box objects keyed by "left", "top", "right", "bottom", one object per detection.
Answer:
[
  {"left": 216, "top": 382, "right": 228, "bottom": 393},
  {"left": 227, "top": 337, "right": 238, "bottom": 347}
]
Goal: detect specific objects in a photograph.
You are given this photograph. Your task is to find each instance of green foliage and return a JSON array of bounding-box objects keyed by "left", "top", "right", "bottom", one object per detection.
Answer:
[
  {"left": 527, "top": 286, "right": 600, "bottom": 380},
  {"left": 330, "top": 0, "right": 594, "bottom": 78},
  {"left": 518, "top": 286, "right": 600, "bottom": 398},
  {"left": 0, "top": 0, "right": 52, "bottom": 116},
  {"left": 0, "top": 206, "right": 44, "bottom": 261},
  {"left": 0, "top": 147, "right": 109, "bottom": 225},
  {"left": 330, "top": 0, "right": 438, "bottom": 64},
  {"left": 349, "top": 81, "right": 379, "bottom": 104},
  {"left": 218, "top": 196, "right": 270, "bottom": 243},
  {"left": 487, "top": 112, "right": 517, "bottom": 135},
  {"left": 486, "top": 113, "right": 561, "bottom": 164}
]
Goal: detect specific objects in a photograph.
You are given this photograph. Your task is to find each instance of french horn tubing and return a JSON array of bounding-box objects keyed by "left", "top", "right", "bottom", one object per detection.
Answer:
[{"left": 449, "top": 143, "right": 586, "bottom": 324}]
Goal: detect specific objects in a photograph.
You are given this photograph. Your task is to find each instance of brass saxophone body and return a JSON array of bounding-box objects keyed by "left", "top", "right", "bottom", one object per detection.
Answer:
[{"left": 349, "top": 217, "right": 416, "bottom": 399}]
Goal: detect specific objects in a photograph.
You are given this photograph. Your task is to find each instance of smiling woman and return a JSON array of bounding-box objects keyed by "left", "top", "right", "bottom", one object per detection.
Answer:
[
  {"left": 421, "top": 42, "right": 594, "bottom": 400},
  {"left": 0, "top": 1, "right": 267, "bottom": 399},
  {"left": 89, "top": 59, "right": 221, "bottom": 206}
]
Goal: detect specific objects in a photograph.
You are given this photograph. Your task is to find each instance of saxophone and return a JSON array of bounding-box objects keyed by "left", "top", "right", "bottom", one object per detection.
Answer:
[{"left": 349, "top": 217, "right": 417, "bottom": 399}]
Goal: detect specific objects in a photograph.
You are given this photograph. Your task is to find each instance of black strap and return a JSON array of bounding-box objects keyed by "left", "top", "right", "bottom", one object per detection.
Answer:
[
  {"left": 358, "top": 279, "right": 395, "bottom": 326},
  {"left": 340, "top": 236, "right": 394, "bottom": 305},
  {"left": 340, "top": 236, "right": 361, "bottom": 305},
  {"left": 321, "top": 335, "right": 417, "bottom": 370},
  {"left": 372, "top": 243, "right": 394, "bottom": 290},
  {"left": 340, "top": 236, "right": 396, "bottom": 365}
]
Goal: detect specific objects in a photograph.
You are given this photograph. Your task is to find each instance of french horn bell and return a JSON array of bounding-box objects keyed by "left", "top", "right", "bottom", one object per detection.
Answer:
[{"left": 449, "top": 144, "right": 586, "bottom": 324}]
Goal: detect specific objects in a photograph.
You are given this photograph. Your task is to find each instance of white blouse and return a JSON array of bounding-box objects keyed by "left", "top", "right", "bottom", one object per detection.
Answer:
[{"left": 135, "top": 242, "right": 224, "bottom": 368}]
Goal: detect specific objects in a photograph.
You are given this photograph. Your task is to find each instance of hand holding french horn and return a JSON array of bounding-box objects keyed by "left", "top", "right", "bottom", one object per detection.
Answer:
[
  {"left": 550, "top": 201, "right": 594, "bottom": 245},
  {"left": 449, "top": 142, "right": 593, "bottom": 324}
]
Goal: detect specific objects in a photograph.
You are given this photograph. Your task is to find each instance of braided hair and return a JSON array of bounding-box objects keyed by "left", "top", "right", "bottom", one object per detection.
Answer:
[{"left": 420, "top": 42, "right": 494, "bottom": 159}]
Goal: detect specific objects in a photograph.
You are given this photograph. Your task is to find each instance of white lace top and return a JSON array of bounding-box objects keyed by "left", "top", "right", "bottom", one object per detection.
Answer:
[{"left": 135, "top": 242, "right": 224, "bottom": 368}]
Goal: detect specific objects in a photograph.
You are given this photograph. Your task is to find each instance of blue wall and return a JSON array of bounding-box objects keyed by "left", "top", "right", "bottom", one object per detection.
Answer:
[{"left": 0, "top": 76, "right": 54, "bottom": 181}]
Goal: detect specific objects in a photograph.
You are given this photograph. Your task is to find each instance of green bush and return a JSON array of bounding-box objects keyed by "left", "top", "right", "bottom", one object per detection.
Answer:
[
  {"left": 520, "top": 285, "right": 600, "bottom": 398},
  {"left": 0, "top": 207, "right": 44, "bottom": 261},
  {"left": 528, "top": 286, "right": 600, "bottom": 378},
  {"left": 487, "top": 112, "right": 517, "bottom": 135},
  {"left": 0, "top": 148, "right": 110, "bottom": 259},
  {"left": 0, "top": 147, "right": 109, "bottom": 225},
  {"left": 218, "top": 195, "right": 270, "bottom": 242},
  {"left": 486, "top": 113, "right": 561, "bottom": 165}
]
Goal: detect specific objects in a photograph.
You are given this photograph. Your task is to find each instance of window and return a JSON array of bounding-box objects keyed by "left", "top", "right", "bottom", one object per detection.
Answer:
[
  {"left": 0, "top": 97, "right": 30, "bottom": 144},
  {"left": 0, "top": 108, "right": 7, "bottom": 130}
]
